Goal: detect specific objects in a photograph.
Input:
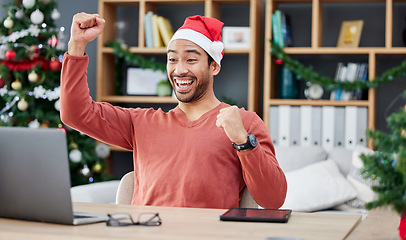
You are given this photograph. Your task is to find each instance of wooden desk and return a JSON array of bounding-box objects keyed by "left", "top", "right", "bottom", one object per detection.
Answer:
[
  {"left": 346, "top": 207, "right": 401, "bottom": 240},
  {"left": 0, "top": 202, "right": 361, "bottom": 240}
]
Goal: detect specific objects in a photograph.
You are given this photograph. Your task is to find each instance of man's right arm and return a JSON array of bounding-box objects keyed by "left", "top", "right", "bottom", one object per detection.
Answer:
[{"left": 60, "top": 13, "right": 134, "bottom": 150}]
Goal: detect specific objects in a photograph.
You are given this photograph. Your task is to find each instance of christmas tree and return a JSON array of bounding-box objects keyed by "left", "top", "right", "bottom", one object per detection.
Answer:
[
  {"left": 0, "top": 0, "right": 111, "bottom": 186},
  {"left": 360, "top": 91, "right": 406, "bottom": 215}
]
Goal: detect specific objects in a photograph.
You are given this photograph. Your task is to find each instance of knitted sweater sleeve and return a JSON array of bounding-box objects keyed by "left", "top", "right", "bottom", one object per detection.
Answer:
[
  {"left": 238, "top": 113, "right": 287, "bottom": 209},
  {"left": 60, "top": 53, "right": 134, "bottom": 150}
]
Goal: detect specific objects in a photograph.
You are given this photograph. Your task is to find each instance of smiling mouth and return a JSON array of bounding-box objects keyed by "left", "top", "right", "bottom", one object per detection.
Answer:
[{"left": 176, "top": 79, "right": 194, "bottom": 89}]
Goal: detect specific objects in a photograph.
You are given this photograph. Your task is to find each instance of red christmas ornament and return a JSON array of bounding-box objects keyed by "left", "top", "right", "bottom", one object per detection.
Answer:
[
  {"left": 5, "top": 50, "right": 16, "bottom": 60},
  {"left": 0, "top": 77, "right": 5, "bottom": 88},
  {"left": 275, "top": 59, "right": 283, "bottom": 65},
  {"left": 48, "top": 35, "right": 58, "bottom": 48},
  {"left": 49, "top": 58, "right": 62, "bottom": 71}
]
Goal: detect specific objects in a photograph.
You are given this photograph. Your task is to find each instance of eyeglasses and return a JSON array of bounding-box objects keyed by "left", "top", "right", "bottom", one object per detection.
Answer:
[{"left": 106, "top": 212, "right": 162, "bottom": 227}]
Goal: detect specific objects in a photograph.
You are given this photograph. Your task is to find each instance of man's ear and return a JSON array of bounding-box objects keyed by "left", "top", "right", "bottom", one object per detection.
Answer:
[{"left": 211, "top": 61, "right": 221, "bottom": 76}]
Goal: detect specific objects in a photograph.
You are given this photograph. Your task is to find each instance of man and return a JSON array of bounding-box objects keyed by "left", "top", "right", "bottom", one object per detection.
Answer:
[{"left": 61, "top": 13, "right": 287, "bottom": 209}]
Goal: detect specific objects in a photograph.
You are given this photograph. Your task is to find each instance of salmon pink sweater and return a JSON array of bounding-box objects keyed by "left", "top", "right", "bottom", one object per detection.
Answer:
[{"left": 60, "top": 53, "right": 287, "bottom": 209}]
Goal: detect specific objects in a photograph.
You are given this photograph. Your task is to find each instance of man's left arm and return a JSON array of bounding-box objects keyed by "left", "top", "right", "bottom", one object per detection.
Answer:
[{"left": 216, "top": 106, "right": 287, "bottom": 209}]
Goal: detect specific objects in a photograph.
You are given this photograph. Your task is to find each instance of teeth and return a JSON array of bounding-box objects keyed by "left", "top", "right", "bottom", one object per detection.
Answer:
[{"left": 176, "top": 80, "right": 193, "bottom": 85}]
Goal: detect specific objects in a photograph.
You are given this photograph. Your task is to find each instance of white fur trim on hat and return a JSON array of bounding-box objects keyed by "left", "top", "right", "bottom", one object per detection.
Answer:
[{"left": 168, "top": 29, "right": 223, "bottom": 66}]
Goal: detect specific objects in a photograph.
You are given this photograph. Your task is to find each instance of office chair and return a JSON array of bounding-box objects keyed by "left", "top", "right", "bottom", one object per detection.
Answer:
[{"left": 116, "top": 171, "right": 258, "bottom": 208}]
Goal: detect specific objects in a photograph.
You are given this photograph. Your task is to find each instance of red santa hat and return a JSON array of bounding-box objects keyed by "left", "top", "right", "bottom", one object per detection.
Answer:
[{"left": 168, "top": 15, "right": 224, "bottom": 66}]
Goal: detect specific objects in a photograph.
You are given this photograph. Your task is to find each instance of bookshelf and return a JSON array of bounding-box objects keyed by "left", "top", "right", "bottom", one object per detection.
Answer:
[
  {"left": 96, "top": 0, "right": 263, "bottom": 111},
  {"left": 263, "top": 0, "right": 406, "bottom": 148}
]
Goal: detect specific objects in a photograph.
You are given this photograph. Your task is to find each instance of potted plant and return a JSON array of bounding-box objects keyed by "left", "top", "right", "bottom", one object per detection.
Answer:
[{"left": 156, "top": 80, "right": 172, "bottom": 96}]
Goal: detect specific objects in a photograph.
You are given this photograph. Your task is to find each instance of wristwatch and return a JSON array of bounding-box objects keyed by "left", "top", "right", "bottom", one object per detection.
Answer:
[{"left": 232, "top": 133, "right": 257, "bottom": 151}]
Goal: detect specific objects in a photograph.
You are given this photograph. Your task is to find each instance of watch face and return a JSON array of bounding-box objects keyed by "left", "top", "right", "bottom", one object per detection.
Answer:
[{"left": 248, "top": 133, "right": 257, "bottom": 147}]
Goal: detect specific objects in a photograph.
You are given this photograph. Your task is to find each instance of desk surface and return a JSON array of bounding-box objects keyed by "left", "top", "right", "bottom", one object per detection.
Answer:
[{"left": 0, "top": 202, "right": 361, "bottom": 240}]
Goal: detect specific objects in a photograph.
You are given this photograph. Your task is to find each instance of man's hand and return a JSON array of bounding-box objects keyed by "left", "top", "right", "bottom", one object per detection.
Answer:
[
  {"left": 68, "top": 12, "right": 105, "bottom": 56},
  {"left": 216, "top": 106, "right": 248, "bottom": 145}
]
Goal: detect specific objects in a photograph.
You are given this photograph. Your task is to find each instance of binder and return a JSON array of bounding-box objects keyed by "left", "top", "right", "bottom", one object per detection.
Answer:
[
  {"left": 357, "top": 107, "right": 368, "bottom": 146},
  {"left": 345, "top": 106, "right": 358, "bottom": 149},
  {"left": 278, "top": 105, "right": 291, "bottom": 147},
  {"left": 290, "top": 106, "right": 301, "bottom": 146},
  {"left": 269, "top": 106, "right": 279, "bottom": 146},
  {"left": 300, "top": 105, "right": 312, "bottom": 147},
  {"left": 334, "top": 107, "right": 345, "bottom": 147},
  {"left": 311, "top": 106, "right": 322, "bottom": 146},
  {"left": 322, "top": 106, "right": 335, "bottom": 151}
]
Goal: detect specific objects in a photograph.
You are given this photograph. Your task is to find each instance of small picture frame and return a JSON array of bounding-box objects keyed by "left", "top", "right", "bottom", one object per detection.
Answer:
[
  {"left": 222, "top": 27, "right": 251, "bottom": 49},
  {"left": 123, "top": 66, "right": 167, "bottom": 95},
  {"left": 337, "top": 20, "right": 364, "bottom": 48}
]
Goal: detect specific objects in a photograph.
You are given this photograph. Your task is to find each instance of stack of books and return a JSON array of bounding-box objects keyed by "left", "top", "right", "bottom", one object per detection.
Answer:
[
  {"left": 144, "top": 11, "right": 174, "bottom": 48},
  {"left": 330, "top": 62, "right": 368, "bottom": 101},
  {"left": 272, "top": 10, "right": 293, "bottom": 48}
]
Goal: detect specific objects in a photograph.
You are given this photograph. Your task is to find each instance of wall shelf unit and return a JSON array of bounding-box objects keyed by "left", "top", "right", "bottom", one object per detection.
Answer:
[{"left": 263, "top": 0, "right": 406, "bottom": 149}]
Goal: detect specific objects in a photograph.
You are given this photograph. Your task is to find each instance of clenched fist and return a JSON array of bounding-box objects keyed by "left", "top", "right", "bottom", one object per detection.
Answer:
[
  {"left": 68, "top": 12, "right": 105, "bottom": 56},
  {"left": 216, "top": 106, "right": 248, "bottom": 145}
]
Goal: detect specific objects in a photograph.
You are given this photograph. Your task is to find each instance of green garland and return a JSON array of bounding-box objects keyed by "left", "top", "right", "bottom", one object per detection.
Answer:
[
  {"left": 106, "top": 41, "right": 166, "bottom": 72},
  {"left": 270, "top": 41, "right": 406, "bottom": 91}
]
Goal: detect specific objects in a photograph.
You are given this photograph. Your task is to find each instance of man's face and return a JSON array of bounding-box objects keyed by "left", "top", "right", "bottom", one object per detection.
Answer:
[{"left": 167, "top": 39, "right": 219, "bottom": 103}]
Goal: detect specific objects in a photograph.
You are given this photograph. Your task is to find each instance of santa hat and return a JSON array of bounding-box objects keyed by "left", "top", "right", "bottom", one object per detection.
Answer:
[{"left": 168, "top": 15, "right": 224, "bottom": 66}]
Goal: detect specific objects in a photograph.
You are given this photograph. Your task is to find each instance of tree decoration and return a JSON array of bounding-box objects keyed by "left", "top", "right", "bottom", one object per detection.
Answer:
[
  {"left": 5, "top": 50, "right": 16, "bottom": 60},
  {"left": 15, "top": 9, "right": 25, "bottom": 20},
  {"left": 3, "top": 17, "right": 13, "bottom": 29},
  {"left": 28, "top": 71, "right": 39, "bottom": 83},
  {"left": 51, "top": 9, "right": 60, "bottom": 20},
  {"left": 30, "top": 9, "right": 44, "bottom": 25},
  {"left": 49, "top": 57, "right": 62, "bottom": 71},
  {"left": 23, "top": 0, "right": 36, "bottom": 9},
  {"left": 270, "top": 40, "right": 406, "bottom": 92},
  {"left": 48, "top": 35, "right": 58, "bottom": 48},
  {"left": 17, "top": 98, "right": 28, "bottom": 111},
  {"left": 11, "top": 79, "right": 22, "bottom": 90},
  {"left": 0, "top": 0, "right": 112, "bottom": 186}
]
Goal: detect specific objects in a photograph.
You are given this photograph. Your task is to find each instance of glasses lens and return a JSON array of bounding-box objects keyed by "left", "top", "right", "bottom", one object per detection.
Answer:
[
  {"left": 107, "top": 213, "right": 134, "bottom": 226},
  {"left": 138, "top": 213, "right": 161, "bottom": 226}
]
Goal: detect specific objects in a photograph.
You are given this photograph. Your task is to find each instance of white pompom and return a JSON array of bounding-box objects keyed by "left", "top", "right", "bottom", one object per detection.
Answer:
[{"left": 211, "top": 41, "right": 224, "bottom": 54}]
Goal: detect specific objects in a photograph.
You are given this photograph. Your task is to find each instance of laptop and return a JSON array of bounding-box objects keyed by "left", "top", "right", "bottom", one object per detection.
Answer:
[{"left": 0, "top": 126, "right": 109, "bottom": 225}]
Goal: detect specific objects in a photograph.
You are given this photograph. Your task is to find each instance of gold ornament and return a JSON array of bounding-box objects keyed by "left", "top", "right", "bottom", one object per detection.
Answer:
[
  {"left": 11, "top": 79, "right": 22, "bottom": 90},
  {"left": 92, "top": 163, "right": 103, "bottom": 173},
  {"left": 17, "top": 99, "right": 29, "bottom": 111},
  {"left": 3, "top": 17, "right": 13, "bottom": 29},
  {"left": 28, "top": 71, "right": 39, "bottom": 83}
]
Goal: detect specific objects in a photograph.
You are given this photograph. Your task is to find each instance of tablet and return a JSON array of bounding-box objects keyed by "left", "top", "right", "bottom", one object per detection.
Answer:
[{"left": 219, "top": 208, "right": 292, "bottom": 223}]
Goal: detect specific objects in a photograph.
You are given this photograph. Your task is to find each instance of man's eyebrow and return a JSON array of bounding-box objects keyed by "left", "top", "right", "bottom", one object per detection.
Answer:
[
  {"left": 185, "top": 49, "right": 201, "bottom": 55},
  {"left": 167, "top": 49, "right": 202, "bottom": 55}
]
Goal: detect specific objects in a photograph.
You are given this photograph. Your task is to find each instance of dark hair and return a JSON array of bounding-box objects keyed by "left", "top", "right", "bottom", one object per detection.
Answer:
[{"left": 207, "top": 54, "right": 215, "bottom": 66}]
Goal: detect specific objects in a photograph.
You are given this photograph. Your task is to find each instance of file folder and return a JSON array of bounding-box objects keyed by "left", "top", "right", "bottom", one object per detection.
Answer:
[
  {"left": 311, "top": 106, "right": 322, "bottom": 146},
  {"left": 345, "top": 106, "right": 358, "bottom": 149},
  {"left": 300, "top": 106, "right": 312, "bottom": 147},
  {"left": 278, "top": 105, "right": 291, "bottom": 147},
  {"left": 269, "top": 106, "right": 279, "bottom": 146},
  {"left": 290, "top": 107, "right": 301, "bottom": 146},
  {"left": 334, "top": 107, "right": 346, "bottom": 147},
  {"left": 322, "top": 106, "right": 335, "bottom": 151},
  {"left": 357, "top": 107, "right": 368, "bottom": 146}
]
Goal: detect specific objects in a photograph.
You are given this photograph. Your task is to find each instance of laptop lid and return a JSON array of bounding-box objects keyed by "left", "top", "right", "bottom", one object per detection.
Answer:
[{"left": 0, "top": 127, "right": 107, "bottom": 225}]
